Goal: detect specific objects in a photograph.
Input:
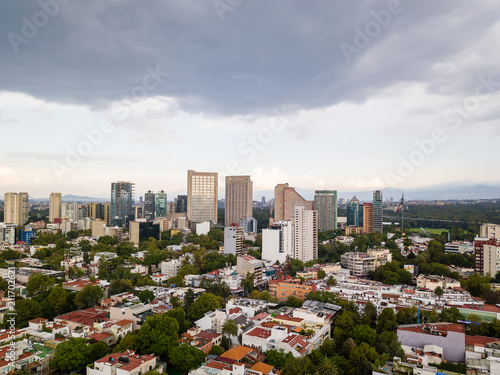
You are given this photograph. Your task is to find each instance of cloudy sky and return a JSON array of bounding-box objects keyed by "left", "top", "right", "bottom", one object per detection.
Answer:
[{"left": 1, "top": 0, "right": 499, "bottom": 199}]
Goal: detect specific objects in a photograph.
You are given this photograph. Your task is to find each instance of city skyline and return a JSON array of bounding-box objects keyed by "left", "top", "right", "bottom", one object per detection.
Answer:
[{"left": 1, "top": 1, "right": 499, "bottom": 197}]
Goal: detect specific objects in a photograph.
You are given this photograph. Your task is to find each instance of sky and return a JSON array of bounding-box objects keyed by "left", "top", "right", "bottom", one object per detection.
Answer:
[{"left": 1, "top": 0, "right": 500, "bottom": 199}]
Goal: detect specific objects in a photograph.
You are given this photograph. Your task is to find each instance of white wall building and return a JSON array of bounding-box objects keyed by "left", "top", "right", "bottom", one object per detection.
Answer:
[
  {"left": 293, "top": 206, "right": 318, "bottom": 262},
  {"left": 262, "top": 221, "right": 293, "bottom": 264},
  {"left": 224, "top": 226, "right": 243, "bottom": 256}
]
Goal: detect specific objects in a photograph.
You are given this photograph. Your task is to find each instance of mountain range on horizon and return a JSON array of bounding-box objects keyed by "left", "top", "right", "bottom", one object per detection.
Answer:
[{"left": 27, "top": 182, "right": 500, "bottom": 203}]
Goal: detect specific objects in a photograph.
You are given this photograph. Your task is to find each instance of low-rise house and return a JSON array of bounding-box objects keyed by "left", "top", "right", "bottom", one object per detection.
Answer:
[{"left": 86, "top": 350, "right": 164, "bottom": 375}]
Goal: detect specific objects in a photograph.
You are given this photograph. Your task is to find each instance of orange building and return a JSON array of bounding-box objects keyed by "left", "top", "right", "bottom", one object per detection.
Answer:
[{"left": 268, "top": 278, "right": 316, "bottom": 301}]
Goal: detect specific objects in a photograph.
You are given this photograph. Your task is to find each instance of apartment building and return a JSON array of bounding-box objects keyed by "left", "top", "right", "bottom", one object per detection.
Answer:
[{"left": 340, "top": 252, "right": 377, "bottom": 277}]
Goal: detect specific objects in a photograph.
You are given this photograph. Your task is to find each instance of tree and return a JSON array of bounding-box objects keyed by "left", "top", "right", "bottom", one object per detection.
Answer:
[
  {"left": 327, "top": 276, "right": 336, "bottom": 287},
  {"left": 376, "top": 308, "right": 397, "bottom": 334},
  {"left": 209, "top": 345, "right": 225, "bottom": 356},
  {"left": 183, "top": 288, "right": 196, "bottom": 313},
  {"left": 265, "top": 349, "right": 294, "bottom": 370},
  {"left": 8, "top": 299, "right": 43, "bottom": 328},
  {"left": 109, "top": 279, "right": 133, "bottom": 295},
  {"left": 169, "top": 344, "right": 206, "bottom": 373},
  {"left": 134, "top": 314, "right": 179, "bottom": 359},
  {"left": 47, "top": 286, "right": 68, "bottom": 315},
  {"left": 113, "top": 331, "right": 138, "bottom": 353},
  {"left": 317, "top": 270, "right": 326, "bottom": 280},
  {"left": 434, "top": 286, "right": 444, "bottom": 300},
  {"left": 139, "top": 290, "right": 155, "bottom": 304},
  {"left": 316, "top": 356, "right": 339, "bottom": 375},
  {"left": 285, "top": 295, "right": 303, "bottom": 308},
  {"left": 26, "top": 273, "right": 55, "bottom": 298},
  {"left": 90, "top": 341, "right": 111, "bottom": 362},
  {"left": 281, "top": 356, "right": 315, "bottom": 375},
  {"left": 187, "top": 293, "right": 224, "bottom": 321},
  {"left": 439, "top": 307, "right": 461, "bottom": 323},
  {"left": 74, "top": 285, "right": 104, "bottom": 308},
  {"left": 51, "top": 338, "right": 93, "bottom": 373},
  {"left": 361, "top": 301, "right": 377, "bottom": 329},
  {"left": 348, "top": 343, "right": 379, "bottom": 375},
  {"left": 222, "top": 319, "right": 239, "bottom": 344},
  {"left": 352, "top": 324, "right": 377, "bottom": 346},
  {"left": 242, "top": 272, "right": 255, "bottom": 297},
  {"left": 165, "top": 308, "right": 191, "bottom": 333},
  {"left": 463, "top": 272, "right": 491, "bottom": 297}
]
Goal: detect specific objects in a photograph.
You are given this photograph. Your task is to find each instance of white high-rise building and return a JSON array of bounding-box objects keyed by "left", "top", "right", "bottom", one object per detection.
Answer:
[
  {"left": 262, "top": 221, "right": 293, "bottom": 264},
  {"left": 187, "top": 170, "right": 218, "bottom": 223},
  {"left": 4, "top": 192, "right": 29, "bottom": 226},
  {"left": 224, "top": 226, "right": 243, "bottom": 256},
  {"left": 49, "top": 193, "right": 62, "bottom": 223},
  {"left": 293, "top": 206, "right": 318, "bottom": 262}
]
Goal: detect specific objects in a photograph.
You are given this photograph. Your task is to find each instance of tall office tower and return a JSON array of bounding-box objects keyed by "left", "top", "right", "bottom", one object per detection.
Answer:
[
  {"left": 362, "top": 203, "right": 374, "bottom": 234},
  {"left": 4, "top": 192, "right": 29, "bottom": 226},
  {"left": 293, "top": 206, "right": 318, "bottom": 262},
  {"left": 274, "top": 183, "right": 288, "bottom": 222},
  {"left": 49, "top": 193, "right": 62, "bottom": 222},
  {"left": 187, "top": 170, "right": 218, "bottom": 223},
  {"left": 261, "top": 196, "right": 266, "bottom": 206},
  {"left": 144, "top": 191, "right": 156, "bottom": 220},
  {"left": 155, "top": 191, "right": 167, "bottom": 218},
  {"left": 176, "top": 195, "right": 187, "bottom": 213},
  {"left": 62, "top": 202, "right": 79, "bottom": 220},
  {"left": 347, "top": 196, "right": 360, "bottom": 226},
  {"left": 88, "top": 202, "right": 103, "bottom": 219},
  {"left": 225, "top": 175, "right": 253, "bottom": 227},
  {"left": 274, "top": 183, "right": 313, "bottom": 222},
  {"left": 111, "top": 181, "right": 135, "bottom": 221},
  {"left": 104, "top": 202, "right": 111, "bottom": 226},
  {"left": 262, "top": 221, "right": 293, "bottom": 264},
  {"left": 314, "top": 190, "right": 338, "bottom": 231},
  {"left": 373, "top": 190, "right": 383, "bottom": 233},
  {"left": 78, "top": 204, "right": 88, "bottom": 219}
]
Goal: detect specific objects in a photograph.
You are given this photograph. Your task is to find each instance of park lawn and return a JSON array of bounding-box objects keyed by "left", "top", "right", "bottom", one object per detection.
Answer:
[{"left": 409, "top": 227, "right": 449, "bottom": 235}]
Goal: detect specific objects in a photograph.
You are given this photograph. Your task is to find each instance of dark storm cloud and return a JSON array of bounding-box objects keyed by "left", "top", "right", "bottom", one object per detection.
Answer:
[{"left": 0, "top": 0, "right": 499, "bottom": 115}]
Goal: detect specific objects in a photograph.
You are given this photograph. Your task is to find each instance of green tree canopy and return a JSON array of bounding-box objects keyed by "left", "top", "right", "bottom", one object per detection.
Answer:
[
  {"left": 134, "top": 314, "right": 179, "bottom": 359},
  {"left": 169, "top": 344, "right": 206, "bottom": 373},
  {"left": 51, "top": 338, "right": 93, "bottom": 373},
  {"left": 187, "top": 293, "right": 224, "bottom": 321}
]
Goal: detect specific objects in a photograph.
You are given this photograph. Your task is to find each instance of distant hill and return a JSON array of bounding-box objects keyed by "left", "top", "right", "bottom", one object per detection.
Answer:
[{"left": 31, "top": 195, "right": 109, "bottom": 203}]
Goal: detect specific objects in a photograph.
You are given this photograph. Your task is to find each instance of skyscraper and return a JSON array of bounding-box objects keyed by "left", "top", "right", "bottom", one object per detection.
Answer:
[
  {"left": 144, "top": 191, "right": 155, "bottom": 220},
  {"left": 49, "top": 192, "right": 62, "bottom": 223},
  {"left": 362, "top": 203, "right": 373, "bottom": 234},
  {"left": 4, "top": 192, "right": 29, "bottom": 226},
  {"left": 314, "top": 190, "right": 338, "bottom": 231},
  {"left": 274, "top": 183, "right": 313, "bottom": 222},
  {"left": 111, "top": 181, "right": 135, "bottom": 221},
  {"left": 347, "top": 196, "right": 360, "bottom": 226},
  {"left": 187, "top": 170, "right": 218, "bottom": 223},
  {"left": 155, "top": 191, "right": 167, "bottom": 218},
  {"left": 87, "top": 202, "right": 103, "bottom": 219},
  {"left": 176, "top": 195, "right": 187, "bottom": 213},
  {"left": 225, "top": 175, "right": 253, "bottom": 226},
  {"left": 293, "top": 206, "right": 318, "bottom": 262},
  {"left": 62, "top": 202, "right": 79, "bottom": 220},
  {"left": 373, "top": 190, "right": 383, "bottom": 233}
]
